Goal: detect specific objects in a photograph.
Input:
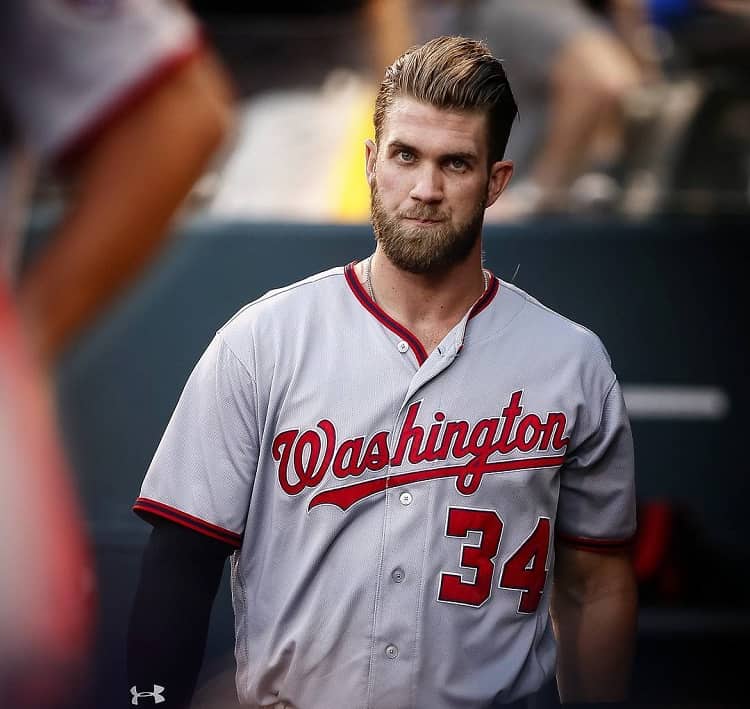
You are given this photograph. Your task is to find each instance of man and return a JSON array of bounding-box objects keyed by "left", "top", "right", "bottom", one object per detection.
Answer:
[
  {"left": 129, "top": 36, "right": 637, "bottom": 708},
  {"left": 1, "top": 1, "right": 232, "bottom": 705}
]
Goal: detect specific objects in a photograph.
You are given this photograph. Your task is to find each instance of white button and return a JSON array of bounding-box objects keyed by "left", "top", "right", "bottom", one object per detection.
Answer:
[
  {"left": 385, "top": 644, "right": 399, "bottom": 659},
  {"left": 397, "top": 340, "right": 409, "bottom": 353},
  {"left": 392, "top": 567, "right": 405, "bottom": 583},
  {"left": 399, "top": 491, "right": 413, "bottom": 506}
]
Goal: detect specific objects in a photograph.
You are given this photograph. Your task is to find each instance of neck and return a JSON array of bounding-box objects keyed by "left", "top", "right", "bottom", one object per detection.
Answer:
[{"left": 359, "top": 241, "right": 487, "bottom": 330}]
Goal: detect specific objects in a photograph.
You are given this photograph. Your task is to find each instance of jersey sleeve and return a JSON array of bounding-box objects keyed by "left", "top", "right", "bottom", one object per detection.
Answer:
[
  {"left": 134, "top": 334, "right": 259, "bottom": 549},
  {"left": 0, "top": 0, "right": 203, "bottom": 163},
  {"left": 556, "top": 377, "right": 636, "bottom": 552}
]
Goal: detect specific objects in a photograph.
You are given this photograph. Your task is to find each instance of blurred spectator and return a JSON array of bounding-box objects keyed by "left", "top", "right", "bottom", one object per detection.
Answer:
[
  {"left": 196, "top": 1, "right": 749, "bottom": 222},
  {"left": 1, "top": 0, "right": 232, "bottom": 706},
  {"left": 612, "top": 0, "right": 750, "bottom": 217},
  {"left": 207, "top": 0, "right": 417, "bottom": 222},
  {"left": 462, "top": 0, "right": 662, "bottom": 219}
]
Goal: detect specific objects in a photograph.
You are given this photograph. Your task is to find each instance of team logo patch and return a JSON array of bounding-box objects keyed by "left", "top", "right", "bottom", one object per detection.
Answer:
[{"left": 273, "top": 390, "right": 570, "bottom": 511}]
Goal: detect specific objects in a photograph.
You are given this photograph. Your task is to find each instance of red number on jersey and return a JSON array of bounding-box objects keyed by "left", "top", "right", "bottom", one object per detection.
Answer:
[
  {"left": 498, "top": 517, "right": 551, "bottom": 613},
  {"left": 438, "top": 508, "right": 503, "bottom": 607}
]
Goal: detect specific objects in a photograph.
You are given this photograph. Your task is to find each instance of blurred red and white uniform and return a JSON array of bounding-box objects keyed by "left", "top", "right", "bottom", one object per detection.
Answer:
[{"left": 1, "top": 0, "right": 204, "bottom": 702}]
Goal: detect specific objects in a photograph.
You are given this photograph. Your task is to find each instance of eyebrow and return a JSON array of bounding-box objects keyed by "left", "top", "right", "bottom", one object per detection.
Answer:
[
  {"left": 443, "top": 151, "right": 479, "bottom": 164},
  {"left": 387, "top": 140, "right": 419, "bottom": 155},
  {"left": 387, "top": 140, "right": 479, "bottom": 164}
]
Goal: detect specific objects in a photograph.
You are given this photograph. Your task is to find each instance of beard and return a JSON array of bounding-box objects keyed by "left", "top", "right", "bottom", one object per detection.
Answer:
[{"left": 370, "top": 184, "right": 486, "bottom": 274}]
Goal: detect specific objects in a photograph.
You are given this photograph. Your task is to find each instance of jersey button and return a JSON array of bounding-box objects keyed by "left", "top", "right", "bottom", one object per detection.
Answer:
[
  {"left": 385, "top": 644, "right": 399, "bottom": 659},
  {"left": 397, "top": 340, "right": 409, "bottom": 353},
  {"left": 391, "top": 567, "right": 405, "bottom": 583},
  {"left": 399, "top": 491, "right": 413, "bottom": 506}
]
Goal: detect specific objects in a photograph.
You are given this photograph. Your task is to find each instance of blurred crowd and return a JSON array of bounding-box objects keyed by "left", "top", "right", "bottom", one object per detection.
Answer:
[
  {"left": 25, "top": 2, "right": 750, "bottom": 223},
  {"left": 191, "top": 0, "right": 750, "bottom": 222}
]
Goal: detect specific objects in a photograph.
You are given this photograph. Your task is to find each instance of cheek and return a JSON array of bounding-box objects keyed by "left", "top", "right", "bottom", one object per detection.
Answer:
[
  {"left": 375, "top": 167, "right": 409, "bottom": 206},
  {"left": 448, "top": 180, "right": 488, "bottom": 214}
]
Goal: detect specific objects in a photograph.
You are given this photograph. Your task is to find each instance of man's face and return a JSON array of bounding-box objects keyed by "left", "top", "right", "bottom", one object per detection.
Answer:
[{"left": 366, "top": 96, "right": 512, "bottom": 274}]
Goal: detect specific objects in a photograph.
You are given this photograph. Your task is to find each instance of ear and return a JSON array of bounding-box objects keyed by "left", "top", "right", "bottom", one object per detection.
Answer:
[
  {"left": 365, "top": 139, "right": 377, "bottom": 188},
  {"left": 486, "top": 160, "right": 514, "bottom": 208}
]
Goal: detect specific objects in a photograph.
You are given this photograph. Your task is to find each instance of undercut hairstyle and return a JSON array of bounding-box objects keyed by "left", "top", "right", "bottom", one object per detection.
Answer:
[{"left": 374, "top": 35, "right": 518, "bottom": 164}]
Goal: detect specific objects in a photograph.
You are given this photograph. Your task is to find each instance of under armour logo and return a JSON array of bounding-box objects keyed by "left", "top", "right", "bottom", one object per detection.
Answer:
[{"left": 130, "top": 685, "right": 165, "bottom": 705}]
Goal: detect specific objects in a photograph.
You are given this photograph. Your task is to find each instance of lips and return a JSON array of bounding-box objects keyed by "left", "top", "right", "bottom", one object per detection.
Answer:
[{"left": 403, "top": 216, "right": 445, "bottom": 224}]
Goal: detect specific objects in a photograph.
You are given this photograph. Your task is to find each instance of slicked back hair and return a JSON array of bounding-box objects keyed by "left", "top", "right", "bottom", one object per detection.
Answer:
[{"left": 374, "top": 36, "right": 518, "bottom": 164}]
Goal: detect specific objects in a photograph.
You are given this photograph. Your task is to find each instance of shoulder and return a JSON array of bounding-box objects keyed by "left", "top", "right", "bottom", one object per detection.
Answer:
[
  {"left": 216, "top": 264, "right": 347, "bottom": 352},
  {"left": 493, "top": 281, "right": 627, "bottom": 448},
  {"left": 491, "top": 280, "right": 619, "bottom": 410},
  {"left": 224, "top": 265, "right": 346, "bottom": 326},
  {"left": 498, "top": 279, "right": 612, "bottom": 364}
]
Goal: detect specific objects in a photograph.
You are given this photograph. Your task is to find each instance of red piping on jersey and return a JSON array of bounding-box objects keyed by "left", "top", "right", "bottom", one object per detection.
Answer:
[
  {"left": 56, "top": 30, "right": 208, "bottom": 169},
  {"left": 133, "top": 497, "right": 242, "bottom": 548},
  {"left": 345, "top": 262, "right": 428, "bottom": 364},
  {"left": 468, "top": 272, "right": 499, "bottom": 319},
  {"left": 556, "top": 530, "right": 635, "bottom": 553},
  {"left": 344, "top": 262, "right": 499, "bottom": 364}
]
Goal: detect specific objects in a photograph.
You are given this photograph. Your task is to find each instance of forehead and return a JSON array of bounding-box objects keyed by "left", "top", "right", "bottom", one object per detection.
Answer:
[{"left": 380, "top": 96, "right": 489, "bottom": 157}]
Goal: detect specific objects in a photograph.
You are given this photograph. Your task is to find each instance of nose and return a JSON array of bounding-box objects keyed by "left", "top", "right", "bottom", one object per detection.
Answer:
[{"left": 409, "top": 163, "right": 444, "bottom": 204}]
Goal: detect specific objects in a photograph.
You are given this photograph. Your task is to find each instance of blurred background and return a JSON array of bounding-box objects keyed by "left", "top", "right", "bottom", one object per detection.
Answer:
[{"left": 7, "top": 0, "right": 750, "bottom": 707}]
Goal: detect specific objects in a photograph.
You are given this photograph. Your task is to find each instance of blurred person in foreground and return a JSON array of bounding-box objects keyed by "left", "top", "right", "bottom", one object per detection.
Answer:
[
  {"left": 129, "top": 35, "right": 636, "bottom": 709},
  {"left": 463, "top": 0, "right": 661, "bottom": 219},
  {"left": 0, "top": 0, "right": 233, "bottom": 705}
]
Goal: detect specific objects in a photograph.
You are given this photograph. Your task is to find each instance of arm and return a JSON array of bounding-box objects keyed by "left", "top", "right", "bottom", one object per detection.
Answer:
[
  {"left": 127, "top": 519, "right": 232, "bottom": 709},
  {"left": 550, "top": 544, "right": 638, "bottom": 703},
  {"left": 363, "top": 0, "right": 416, "bottom": 79},
  {"left": 610, "top": 0, "right": 663, "bottom": 81},
  {"left": 18, "top": 50, "right": 233, "bottom": 366}
]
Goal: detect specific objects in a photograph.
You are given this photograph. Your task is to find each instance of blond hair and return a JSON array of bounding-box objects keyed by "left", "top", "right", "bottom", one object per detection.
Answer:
[{"left": 374, "top": 36, "right": 517, "bottom": 163}]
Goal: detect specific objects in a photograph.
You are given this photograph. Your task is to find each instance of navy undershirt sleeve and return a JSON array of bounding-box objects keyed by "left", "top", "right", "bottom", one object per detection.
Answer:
[{"left": 126, "top": 519, "right": 232, "bottom": 708}]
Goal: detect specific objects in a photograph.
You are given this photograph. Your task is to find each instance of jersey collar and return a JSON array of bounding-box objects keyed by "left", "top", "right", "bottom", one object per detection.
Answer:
[{"left": 344, "top": 261, "right": 499, "bottom": 366}]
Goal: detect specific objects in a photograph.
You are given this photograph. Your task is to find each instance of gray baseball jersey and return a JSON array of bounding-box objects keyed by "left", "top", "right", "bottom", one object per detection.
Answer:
[{"left": 135, "top": 263, "right": 636, "bottom": 708}]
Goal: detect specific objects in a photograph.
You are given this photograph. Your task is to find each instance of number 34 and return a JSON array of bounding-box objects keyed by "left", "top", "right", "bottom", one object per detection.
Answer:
[{"left": 438, "top": 508, "right": 551, "bottom": 612}]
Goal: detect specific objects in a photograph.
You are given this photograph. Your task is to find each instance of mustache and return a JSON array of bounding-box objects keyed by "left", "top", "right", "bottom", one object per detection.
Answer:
[{"left": 398, "top": 208, "right": 448, "bottom": 221}]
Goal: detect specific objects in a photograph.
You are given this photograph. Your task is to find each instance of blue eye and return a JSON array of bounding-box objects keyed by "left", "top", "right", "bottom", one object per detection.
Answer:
[{"left": 398, "top": 150, "right": 415, "bottom": 162}]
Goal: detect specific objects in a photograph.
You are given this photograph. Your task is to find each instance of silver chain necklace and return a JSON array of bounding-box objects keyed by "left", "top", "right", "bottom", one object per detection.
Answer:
[{"left": 364, "top": 256, "right": 489, "bottom": 304}]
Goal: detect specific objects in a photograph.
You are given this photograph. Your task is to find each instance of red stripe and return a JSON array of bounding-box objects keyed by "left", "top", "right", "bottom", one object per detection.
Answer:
[
  {"left": 469, "top": 272, "right": 499, "bottom": 319},
  {"left": 309, "top": 455, "right": 563, "bottom": 512},
  {"left": 556, "top": 531, "right": 635, "bottom": 552},
  {"left": 344, "top": 264, "right": 499, "bottom": 361},
  {"left": 56, "top": 32, "right": 207, "bottom": 168},
  {"left": 133, "top": 497, "right": 241, "bottom": 548},
  {"left": 344, "top": 262, "right": 428, "bottom": 364}
]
